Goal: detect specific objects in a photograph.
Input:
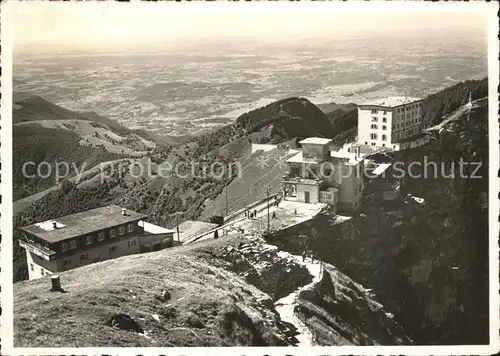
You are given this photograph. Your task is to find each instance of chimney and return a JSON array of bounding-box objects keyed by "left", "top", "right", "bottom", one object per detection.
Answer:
[
  {"left": 121, "top": 208, "right": 127, "bottom": 216},
  {"left": 52, "top": 221, "right": 57, "bottom": 229}
]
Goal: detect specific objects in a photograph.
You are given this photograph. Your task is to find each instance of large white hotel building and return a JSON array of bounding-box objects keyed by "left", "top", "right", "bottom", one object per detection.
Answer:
[{"left": 357, "top": 96, "right": 429, "bottom": 151}]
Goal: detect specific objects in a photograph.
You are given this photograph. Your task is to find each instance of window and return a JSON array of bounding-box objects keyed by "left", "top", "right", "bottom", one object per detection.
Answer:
[
  {"left": 61, "top": 242, "right": 68, "bottom": 252},
  {"left": 41, "top": 269, "right": 45, "bottom": 276},
  {"left": 118, "top": 226, "right": 125, "bottom": 235},
  {"left": 382, "top": 117, "right": 387, "bottom": 123},
  {"left": 371, "top": 117, "right": 378, "bottom": 122},
  {"left": 70, "top": 240, "right": 77, "bottom": 249},
  {"left": 63, "top": 258, "right": 71, "bottom": 266},
  {"left": 109, "top": 246, "right": 117, "bottom": 254},
  {"left": 127, "top": 224, "right": 134, "bottom": 233},
  {"left": 109, "top": 229, "right": 116, "bottom": 238},
  {"left": 370, "top": 124, "right": 378, "bottom": 129},
  {"left": 85, "top": 235, "right": 93, "bottom": 245},
  {"left": 128, "top": 239, "right": 137, "bottom": 248},
  {"left": 30, "top": 263, "right": 34, "bottom": 272},
  {"left": 370, "top": 133, "right": 377, "bottom": 140},
  {"left": 365, "top": 142, "right": 368, "bottom": 145},
  {"left": 371, "top": 142, "right": 376, "bottom": 146},
  {"left": 80, "top": 253, "right": 88, "bottom": 261},
  {"left": 382, "top": 125, "right": 387, "bottom": 130},
  {"left": 382, "top": 144, "right": 386, "bottom": 147},
  {"left": 371, "top": 109, "right": 378, "bottom": 114},
  {"left": 383, "top": 110, "right": 387, "bottom": 114},
  {"left": 97, "top": 232, "right": 105, "bottom": 241},
  {"left": 382, "top": 135, "right": 387, "bottom": 141}
]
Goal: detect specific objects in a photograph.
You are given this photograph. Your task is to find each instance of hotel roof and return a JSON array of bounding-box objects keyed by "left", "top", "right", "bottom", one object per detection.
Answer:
[
  {"left": 20, "top": 205, "right": 148, "bottom": 243},
  {"left": 359, "top": 96, "right": 421, "bottom": 108},
  {"left": 299, "top": 137, "right": 333, "bottom": 145}
]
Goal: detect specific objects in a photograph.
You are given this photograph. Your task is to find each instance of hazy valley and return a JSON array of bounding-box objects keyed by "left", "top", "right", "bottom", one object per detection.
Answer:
[{"left": 14, "top": 36, "right": 487, "bottom": 136}]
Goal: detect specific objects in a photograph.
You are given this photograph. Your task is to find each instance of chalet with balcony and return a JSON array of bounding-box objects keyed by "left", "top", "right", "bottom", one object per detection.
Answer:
[{"left": 19, "top": 205, "right": 174, "bottom": 280}]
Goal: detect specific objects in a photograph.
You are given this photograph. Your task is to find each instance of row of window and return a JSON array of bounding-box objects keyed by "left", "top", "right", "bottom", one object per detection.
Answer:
[
  {"left": 61, "top": 240, "right": 138, "bottom": 267},
  {"left": 371, "top": 117, "right": 387, "bottom": 123},
  {"left": 371, "top": 109, "right": 389, "bottom": 114},
  {"left": 370, "top": 124, "right": 387, "bottom": 130},
  {"left": 61, "top": 224, "right": 135, "bottom": 252},
  {"left": 394, "top": 118, "right": 420, "bottom": 129},
  {"left": 396, "top": 103, "right": 421, "bottom": 113},
  {"left": 364, "top": 141, "right": 387, "bottom": 148},
  {"left": 370, "top": 134, "right": 388, "bottom": 141}
]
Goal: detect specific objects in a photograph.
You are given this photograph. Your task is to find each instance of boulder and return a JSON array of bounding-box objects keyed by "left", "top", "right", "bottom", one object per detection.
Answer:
[
  {"left": 106, "top": 313, "right": 144, "bottom": 333},
  {"left": 154, "top": 290, "right": 171, "bottom": 302}
]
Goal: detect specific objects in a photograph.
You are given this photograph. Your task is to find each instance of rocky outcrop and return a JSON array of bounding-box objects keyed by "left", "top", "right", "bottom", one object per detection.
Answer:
[
  {"left": 202, "top": 239, "right": 312, "bottom": 300},
  {"left": 296, "top": 265, "right": 412, "bottom": 345}
]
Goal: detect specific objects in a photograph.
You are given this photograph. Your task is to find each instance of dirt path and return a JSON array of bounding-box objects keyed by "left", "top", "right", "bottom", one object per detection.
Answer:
[{"left": 273, "top": 251, "right": 322, "bottom": 346}]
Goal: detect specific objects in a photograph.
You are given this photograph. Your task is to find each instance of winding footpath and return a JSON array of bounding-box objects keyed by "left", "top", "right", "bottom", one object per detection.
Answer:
[{"left": 273, "top": 251, "right": 323, "bottom": 346}]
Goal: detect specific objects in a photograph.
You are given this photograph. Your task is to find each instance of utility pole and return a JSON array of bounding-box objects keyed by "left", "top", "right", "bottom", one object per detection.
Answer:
[
  {"left": 225, "top": 182, "right": 229, "bottom": 217},
  {"left": 267, "top": 186, "right": 270, "bottom": 233},
  {"left": 176, "top": 213, "right": 180, "bottom": 244}
]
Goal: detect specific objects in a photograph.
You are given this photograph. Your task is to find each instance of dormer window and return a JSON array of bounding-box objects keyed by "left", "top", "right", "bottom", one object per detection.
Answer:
[
  {"left": 97, "top": 232, "right": 105, "bottom": 241},
  {"left": 109, "top": 229, "right": 116, "bottom": 238},
  {"left": 61, "top": 242, "right": 68, "bottom": 252},
  {"left": 118, "top": 226, "right": 125, "bottom": 235},
  {"left": 85, "top": 235, "right": 93, "bottom": 245},
  {"left": 70, "top": 240, "right": 77, "bottom": 250},
  {"left": 127, "top": 224, "right": 134, "bottom": 233}
]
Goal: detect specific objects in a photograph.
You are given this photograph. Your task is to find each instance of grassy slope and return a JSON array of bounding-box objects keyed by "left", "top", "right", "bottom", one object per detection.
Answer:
[
  {"left": 14, "top": 236, "right": 306, "bottom": 347},
  {"left": 198, "top": 146, "right": 297, "bottom": 221},
  {"left": 13, "top": 124, "right": 125, "bottom": 200}
]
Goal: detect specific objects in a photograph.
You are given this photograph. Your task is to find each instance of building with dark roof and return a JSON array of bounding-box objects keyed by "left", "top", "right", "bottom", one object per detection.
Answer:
[{"left": 19, "top": 205, "right": 174, "bottom": 280}]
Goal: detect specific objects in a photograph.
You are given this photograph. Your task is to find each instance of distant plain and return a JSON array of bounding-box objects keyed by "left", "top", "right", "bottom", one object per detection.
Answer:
[{"left": 14, "top": 36, "right": 487, "bottom": 136}]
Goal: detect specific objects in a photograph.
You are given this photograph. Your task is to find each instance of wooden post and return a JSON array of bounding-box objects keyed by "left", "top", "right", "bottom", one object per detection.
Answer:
[{"left": 50, "top": 275, "right": 61, "bottom": 291}]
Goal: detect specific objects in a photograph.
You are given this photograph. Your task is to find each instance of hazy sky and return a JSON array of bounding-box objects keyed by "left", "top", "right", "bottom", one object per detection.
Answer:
[{"left": 6, "top": 1, "right": 491, "bottom": 54}]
